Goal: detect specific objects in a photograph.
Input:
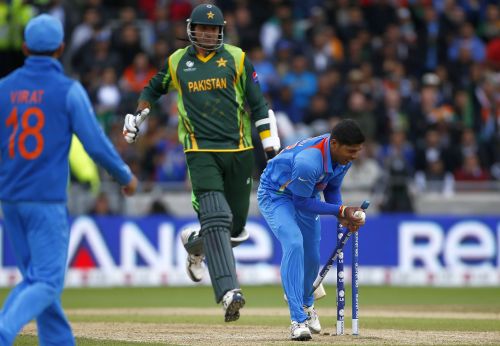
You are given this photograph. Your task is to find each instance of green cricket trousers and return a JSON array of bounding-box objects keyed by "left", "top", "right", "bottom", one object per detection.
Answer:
[{"left": 186, "top": 149, "right": 254, "bottom": 237}]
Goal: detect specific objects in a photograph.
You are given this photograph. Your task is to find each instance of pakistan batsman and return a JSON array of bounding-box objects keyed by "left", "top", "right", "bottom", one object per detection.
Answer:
[{"left": 122, "top": 3, "right": 280, "bottom": 322}]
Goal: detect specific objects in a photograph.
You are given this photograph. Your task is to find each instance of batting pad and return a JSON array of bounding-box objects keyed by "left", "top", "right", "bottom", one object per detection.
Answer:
[
  {"left": 199, "top": 192, "right": 239, "bottom": 303},
  {"left": 202, "top": 226, "right": 239, "bottom": 303}
]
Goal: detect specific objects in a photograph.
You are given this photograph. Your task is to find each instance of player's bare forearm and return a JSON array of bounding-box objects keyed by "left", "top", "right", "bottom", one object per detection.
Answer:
[
  {"left": 137, "top": 100, "right": 151, "bottom": 112},
  {"left": 264, "top": 147, "right": 277, "bottom": 161}
]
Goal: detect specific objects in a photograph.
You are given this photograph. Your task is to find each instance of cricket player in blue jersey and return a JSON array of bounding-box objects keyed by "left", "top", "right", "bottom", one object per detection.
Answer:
[
  {"left": 0, "top": 14, "right": 138, "bottom": 345},
  {"left": 257, "top": 119, "right": 366, "bottom": 341}
]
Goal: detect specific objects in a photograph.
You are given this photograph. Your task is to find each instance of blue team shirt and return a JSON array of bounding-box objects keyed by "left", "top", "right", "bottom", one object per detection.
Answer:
[
  {"left": 0, "top": 57, "right": 132, "bottom": 202},
  {"left": 259, "top": 134, "right": 351, "bottom": 204}
]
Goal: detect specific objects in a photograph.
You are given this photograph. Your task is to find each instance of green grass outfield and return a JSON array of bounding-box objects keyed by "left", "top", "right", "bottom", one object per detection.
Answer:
[{"left": 1, "top": 285, "right": 499, "bottom": 345}]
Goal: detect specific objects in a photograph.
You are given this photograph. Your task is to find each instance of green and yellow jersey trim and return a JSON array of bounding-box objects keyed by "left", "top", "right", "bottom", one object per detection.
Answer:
[
  {"left": 225, "top": 45, "right": 248, "bottom": 149},
  {"left": 169, "top": 48, "right": 199, "bottom": 150},
  {"left": 184, "top": 146, "right": 254, "bottom": 153},
  {"left": 196, "top": 51, "right": 216, "bottom": 63}
]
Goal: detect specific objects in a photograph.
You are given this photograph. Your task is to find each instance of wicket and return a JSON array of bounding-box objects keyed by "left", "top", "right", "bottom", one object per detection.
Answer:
[{"left": 336, "top": 222, "right": 359, "bottom": 336}]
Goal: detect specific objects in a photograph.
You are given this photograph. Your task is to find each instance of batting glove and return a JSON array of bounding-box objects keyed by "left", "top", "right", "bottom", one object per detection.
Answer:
[
  {"left": 123, "top": 108, "right": 150, "bottom": 144},
  {"left": 261, "top": 109, "right": 281, "bottom": 151},
  {"left": 261, "top": 109, "right": 281, "bottom": 161}
]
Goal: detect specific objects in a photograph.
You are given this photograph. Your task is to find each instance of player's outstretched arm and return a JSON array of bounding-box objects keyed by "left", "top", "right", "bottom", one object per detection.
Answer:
[
  {"left": 68, "top": 82, "right": 135, "bottom": 187},
  {"left": 122, "top": 175, "right": 138, "bottom": 196}
]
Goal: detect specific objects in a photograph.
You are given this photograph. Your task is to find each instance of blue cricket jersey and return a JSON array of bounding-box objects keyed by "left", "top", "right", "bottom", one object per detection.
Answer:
[
  {"left": 0, "top": 57, "right": 132, "bottom": 202},
  {"left": 259, "top": 134, "right": 351, "bottom": 205}
]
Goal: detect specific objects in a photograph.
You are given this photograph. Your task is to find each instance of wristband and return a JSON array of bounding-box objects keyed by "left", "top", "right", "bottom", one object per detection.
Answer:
[{"left": 338, "top": 205, "right": 346, "bottom": 218}]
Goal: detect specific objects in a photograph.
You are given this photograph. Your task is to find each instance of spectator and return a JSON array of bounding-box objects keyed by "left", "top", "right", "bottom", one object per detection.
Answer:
[
  {"left": 378, "top": 153, "right": 415, "bottom": 213},
  {"left": 377, "top": 130, "right": 415, "bottom": 175},
  {"left": 74, "top": 28, "right": 123, "bottom": 87},
  {"left": 486, "top": 38, "right": 500, "bottom": 71},
  {"left": 375, "top": 88, "right": 409, "bottom": 144},
  {"left": 477, "top": 4, "right": 500, "bottom": 42},
  {"left": 306, "top": 27, "right": 335, "bottom": 72},
  {"left": 451, "top": 89, "right": 474, "bottom": 130},
  {"left": 120, "top": 52, "right": 157, "bottom": 94},
  {"left": 234, "top": 4, "right": 259, "bottom": 51},
  {"left": 415, "top": 156, "right": 455, "bottom": 196},
  {"left": 415, "top": 127, "right": 452, "bottom": 174},
  {"left": 249, "top": 46, "right": 280, "bottom": 95},
  {"left": 316, "top": 68, "right": 346, "bottom": 116},
  {"left": 152, "top": 4, "right": 170, "bottom": 40},
  {"left": 153, "top": 127, "right": 187, "bottom": 183},
  {"left": 303, "top": 94, "right": 330, "bottom": 126},
  {"left": 408, "top": 73, "right": 446, "bottom": 144},
  {"left": 363, "top": 0, "right": 397, "bottom": 36},
  {"left": 449, "top": 128, "right": 490, "bottom": 173},
  {"left": 415, "top": 5, "right": 446, "bottom": 72},
  {"left": 343, "top": 143, "right": 382, "bottom": 192},
  {"left": 454, "top": 153, "right": 491, "bottom": 182},
  {"left": 67, "top": 7, "right": 101, "bottom": 59},
  {"left": 414, "top": 128, "right": 455, "bottom": 195},
  {"left": 112, "top": 24, "right": 144, "bottom": 68},
  {"left": 281, "top": 55, "right": 318, "bottom": 123},
  {"left": 148, "top": 199, "right": 171, "bottom": 215},
  {"left": 151, "top": 39, "right": 170, "bottom": 69},
  {"left": 339, "top": 6, "right": 366, "bottom": 42},
  {"left": 273, "top": 40, "right": 294, "bottom": 76},
  {"left": 88, "top": 191, "right": 114, "bottom": 215},
  {"left": 345, "top": 90, "right": 376, "bottom": 141},
  {"left": 448, "top": 21, "right": 486, "bottom": 63},
  {"left": 260, "top": 3, "right": 293, "bottom": 56},
  {"left": 341, "top": 37, "right": 367, "bottom": 73}
]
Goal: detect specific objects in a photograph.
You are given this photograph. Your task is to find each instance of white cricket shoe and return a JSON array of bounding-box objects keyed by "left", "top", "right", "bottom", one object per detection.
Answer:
[
  {"left": 222, "top": 288, "right": 245, "bottom": 322},
  {"left": 290, "top": 321, "right": 312, "bottom": 341},
  {"left": 304, "top": 305, "right": 321, "bottom": 334},
  {"left": 180, "top": 228, "right": 205, "bottom": 282}
]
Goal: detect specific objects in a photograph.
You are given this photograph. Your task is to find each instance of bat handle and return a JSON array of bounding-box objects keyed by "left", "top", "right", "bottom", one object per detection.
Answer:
[
  {"left": 360, "top": 200, "right": 370, "bottom": 210},
  {"left": 135, "top": 108, "right": 150, "bottom": 127}
]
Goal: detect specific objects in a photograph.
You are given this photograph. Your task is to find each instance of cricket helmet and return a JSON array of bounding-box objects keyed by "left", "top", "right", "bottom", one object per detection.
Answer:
[{"left": 186, "top": 3, "right": 226, "bottom": 51}]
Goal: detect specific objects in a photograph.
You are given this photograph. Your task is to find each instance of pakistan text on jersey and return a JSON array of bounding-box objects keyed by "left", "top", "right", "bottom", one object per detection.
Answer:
[{"left": 187, "top": 78, "right": 227, "bottom": 92}]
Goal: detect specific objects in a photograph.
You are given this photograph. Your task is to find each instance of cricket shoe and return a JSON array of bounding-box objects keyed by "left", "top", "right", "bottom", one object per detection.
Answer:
[
  {"left": 222, "top": 289, "right": 245, "bottom": 322},
  {"left": 290, "top": 321, "right": 312, "bottom": 341},
  {"left": 180, "top": 228, "right": 205, "bottom": 282},
  {"left": 304, "top": 305, "right": 321, "bottom": 334}
]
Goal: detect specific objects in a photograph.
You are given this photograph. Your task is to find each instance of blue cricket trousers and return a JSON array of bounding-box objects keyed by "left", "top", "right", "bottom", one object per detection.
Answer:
[
  {"left": 257, "top": 190, "right": 321, "bottom": 323},
  {"left": 0, "top": 202, "right": 75, "bottom": 346}
]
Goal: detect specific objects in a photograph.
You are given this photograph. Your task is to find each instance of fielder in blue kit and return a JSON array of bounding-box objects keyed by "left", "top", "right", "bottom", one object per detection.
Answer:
[
  {"left": 0, "top": 15, "right": 137, "bottom": 345},
  {"left": 257, "top": 119, "right": 366, "bottom": 341}
]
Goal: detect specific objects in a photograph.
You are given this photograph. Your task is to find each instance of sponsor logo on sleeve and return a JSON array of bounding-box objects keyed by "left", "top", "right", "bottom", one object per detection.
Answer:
[{"left": 252, "top": 71, "right": 259, "bottom": 83}]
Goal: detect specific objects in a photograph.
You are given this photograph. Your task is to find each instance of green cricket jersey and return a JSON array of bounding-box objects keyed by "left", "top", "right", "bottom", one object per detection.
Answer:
[{"left": 140, "top": 44, "right": 271, "bottom": 152}]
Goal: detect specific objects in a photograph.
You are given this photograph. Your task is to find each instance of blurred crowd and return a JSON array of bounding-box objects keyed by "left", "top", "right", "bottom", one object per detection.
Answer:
[{"left": 1, "top": 0, "right": 499, "bottom": 213}]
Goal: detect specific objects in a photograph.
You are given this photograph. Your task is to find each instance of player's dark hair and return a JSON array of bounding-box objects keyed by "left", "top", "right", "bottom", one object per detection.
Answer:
[
  {"left": 28, "top": 49, "right": 58, "bottom": 56},
  {"left": 330, "top": 119, "right": 365, "bottom": 145}
]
